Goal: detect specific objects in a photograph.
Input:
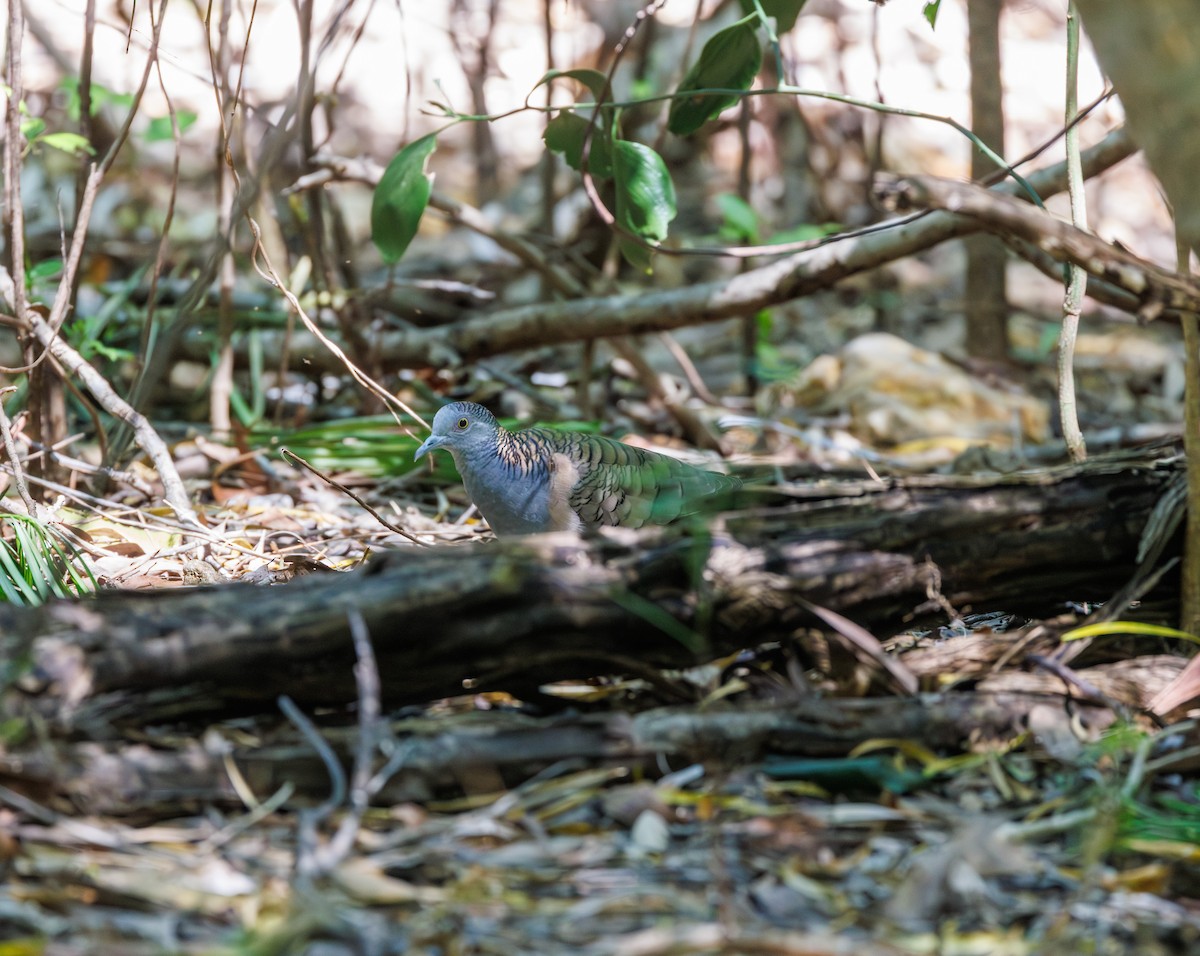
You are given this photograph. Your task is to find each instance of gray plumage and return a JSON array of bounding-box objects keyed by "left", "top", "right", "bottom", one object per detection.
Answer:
[{"left": 415, "top": 402, "right": 740, "bottom": 535}]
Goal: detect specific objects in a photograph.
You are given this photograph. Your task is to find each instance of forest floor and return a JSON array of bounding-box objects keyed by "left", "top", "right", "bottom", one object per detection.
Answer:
[{"left": 3, "top": 301, "right": 1200, "bottom": 956}]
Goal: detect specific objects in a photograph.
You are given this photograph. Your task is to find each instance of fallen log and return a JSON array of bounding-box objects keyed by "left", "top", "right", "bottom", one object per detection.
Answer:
[
  {"left": 3, "top": 672, "right": 1182, "bottom": 816},
  {"left": 0, "top": 441, "right": 1182, "bottom": 728}
]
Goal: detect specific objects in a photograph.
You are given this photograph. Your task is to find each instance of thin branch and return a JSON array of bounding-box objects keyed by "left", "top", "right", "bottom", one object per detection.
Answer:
[
  {"left": 309, "top": 608, "right": 382, "bottom": 875},
  {"left": 876, "top": 171, "right": 1200, "bottom": 317},
  {"left": 1059, "top": 0, "right": 1087, "bottom": 462},
  {"left": 2, "top": 0, "right": 197, "bottom": 524},
  {"left": 229, "top": 128, "right": 1139, "bottom": 372},
  {"left": 280, "top": 448, "right": 426, "bottom": 546},
  {"left": 2, "top": 0, "right": 31, "bottom": 376},
  {"left": 1176, "top": 237, "right": 1200, "bottom": 633},
  {"left": 0, "top": 388, "right": 39, "bottom": 518}
]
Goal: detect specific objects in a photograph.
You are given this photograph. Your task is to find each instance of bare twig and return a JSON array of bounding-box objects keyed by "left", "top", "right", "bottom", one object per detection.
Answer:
[
  {"left": 20, "top": 301, "right": 200, "bottom": 526},
  {"left": 281, "top": 693, "right": 346, "bottom": 880},
  {"left": 2, "top": 0, "right": 32, "bottom": 377},
  {"left": 245, "top": 216, "right": 430, "bottom": 431},
  {"left": 1003, "top": 237, "right": 1169, "bottom": 316},
  {"left": 608, "top": 340, "right": 725, "bottom": 451},
  {"left": 140, "top": 0, "right": 185, "bottom": 365},
  {"left": 1059, "top": 0, "right": 1087, "bottom": 462},
  {"left": 797, "top": 596, "right": 919, "bottom": 697},
  {"left": 2, "top": 0, "right": 198, "bottom": 526},
  {"left": 317, "top": 608, "right": 382, "bottom": 872},
  {"left": 1026, "top": 653, "right": 1123, "bottom": 711},
  {"left": 205, "top": 0, "right": 239, "bottom": 438},
  {"left": 288, "top": 608, "right": 384, "bottom": 879},
  {"left": 280, "top": 448, "right": 426, "bottom": 546},
  {"left": 0, "top": 388, "right": 39, "bottom": 517},
  {"left": 658, "top": 333, "right": 721, "bottom": 407},
  {"left": 1176, "top": 237, "right": 1200, "bottom": 633}
]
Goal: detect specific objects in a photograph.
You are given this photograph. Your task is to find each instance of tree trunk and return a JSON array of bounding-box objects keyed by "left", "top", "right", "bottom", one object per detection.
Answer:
[
  {"left": 965, "top": 0, "right": 1009, "bottom": 360},
  {"left": 1073, "top": 1, "right": 1200, "bottom": 630}
]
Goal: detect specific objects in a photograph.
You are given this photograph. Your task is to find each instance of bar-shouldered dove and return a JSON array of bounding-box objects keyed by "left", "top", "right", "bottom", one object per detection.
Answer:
[{"left": 415, "top": 402, "right": 740, "bottom": 535}]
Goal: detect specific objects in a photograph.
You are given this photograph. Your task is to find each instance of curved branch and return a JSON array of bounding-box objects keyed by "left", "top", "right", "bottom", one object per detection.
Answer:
[{"left": 241, "top": 127, "right": 1138, "bottom": 372}]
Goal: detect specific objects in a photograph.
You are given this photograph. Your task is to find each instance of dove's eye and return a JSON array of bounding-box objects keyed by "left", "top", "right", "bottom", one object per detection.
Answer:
[{"left": 456, "top": 417, "right": 469, "bottom": 430}]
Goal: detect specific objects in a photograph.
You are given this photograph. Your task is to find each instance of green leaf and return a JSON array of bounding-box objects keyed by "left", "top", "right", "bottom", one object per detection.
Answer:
[
  {"left": 668, "top": 21, "right": 763, "bottom": 136},
  {"left": 922, "top": 0, "right": 942, "bottom": 28},
  {"left": 737, "top": 0, "right": 807, "bottom": 34},
  {"left": 762, "top": 755, "right": 931, "bottom": 795},
  {"left": 37, "top": 132, "right": 95, "bottom": 156},
  {"left": 1060, "top": 621, "right": 1200, "bottom": 646},
  {"left": 58, "top": 77, "right": 135, "bottom": 119},
  {"left": 610, "top": 590, "right": 705, "bottom": 653},
  {"left": 88, "top": 340, "right": 136, "bottom": 363},
  {"left": 0, "top": 544, "right": 33, "bottom": 605},
  {"left": 28, "top": 259, "right": 64, "bottom": 281},
  {"left": 612, "top": 140, "right": 676, "bottom": 273},
  {"left": 371, "top": 133, "right": 437, "bottom": 265},
  {"left": 715, "top": 193, "right": 759, "bottom": 244},
  {"left": 144, "top": 110, "right": 198, "bottom": 142},
  {"left": 543, "top": 111, "right": 612, "bottom": 179},
  {"left": 533, "top": 68, "right": 609, "bottom": 102},
  {"left": 0, "top": 515, "right": 93, "bottom": 606},
  {"left": 96, "top": 86, "right": 136, "bottom": 112},
  {"left": 260, "top": 415, "right": 446, "bottom": 478},
  {"left": 20, "top": 116, "right": 45, "bottom": 140}
]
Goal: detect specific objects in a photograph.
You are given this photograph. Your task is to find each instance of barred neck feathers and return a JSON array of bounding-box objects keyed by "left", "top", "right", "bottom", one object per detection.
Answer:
[{"left": 458, "top": 419, "right": 579, "bottom": 535}]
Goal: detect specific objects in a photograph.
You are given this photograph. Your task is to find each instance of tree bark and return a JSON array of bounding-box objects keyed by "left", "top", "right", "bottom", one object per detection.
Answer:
[
  {"left": 965, "top": 0, "right": 1009, "bottom": 360},
  {"left": 1074, "top": 3, "right": 1200, "bottom": 250},
  {"left": 1073, "top": 0, "right": 1200, "bottom": 635}
]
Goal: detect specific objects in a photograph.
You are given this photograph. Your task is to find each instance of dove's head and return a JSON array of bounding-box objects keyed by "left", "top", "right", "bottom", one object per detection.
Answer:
[{"left": 415, "top": 402, "right": 502, "bottom": 463}]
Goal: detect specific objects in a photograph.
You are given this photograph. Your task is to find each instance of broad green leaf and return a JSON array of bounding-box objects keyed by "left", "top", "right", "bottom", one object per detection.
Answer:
[
  {"left": 144, "top": 110, "right": 198, "bottom": 142},
  {"left": 737, "top": 0, "right": 807, "bottom": 34},
  {"left": 371, "top": 133, "right": 437, "bottom": 264},
  {"left": 922, "top": 0, "right": 942, "bottom": 29},
  {"left": 543, "top": 111, "right": 612, "bottom": 179},
  {"left": 37, "top": 131, "right": 95, "bottom": 156},
  {"left": 612, "top": 140, "right": 676, "bottom": 273},
  {"left": 533, "top": 68, "right": 609, "bottom": 102},
  {"left": 668, "top": 21, "right": 763, "bottom": 136}
]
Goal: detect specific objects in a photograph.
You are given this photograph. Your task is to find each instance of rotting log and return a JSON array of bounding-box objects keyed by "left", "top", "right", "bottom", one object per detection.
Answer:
[
  {"left": 1, "top": 656, "right": 1183, "bottom": 816},
  {"left": 0, "top": 442, "right": 1182, "bottom": 728}
]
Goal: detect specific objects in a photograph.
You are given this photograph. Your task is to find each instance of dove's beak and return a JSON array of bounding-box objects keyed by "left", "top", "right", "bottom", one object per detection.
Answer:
[{"left": 414, "top": 435, "right": 444, "bottom": 461}]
